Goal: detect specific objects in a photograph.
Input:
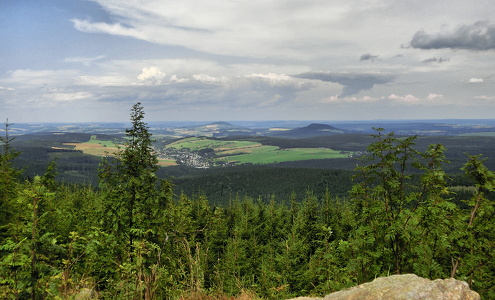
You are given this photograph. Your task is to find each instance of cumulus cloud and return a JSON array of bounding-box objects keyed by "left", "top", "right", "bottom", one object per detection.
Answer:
[
  {"left": 245, "top": 73, "right": 292, "bottom": 82},
  {"left": 360, "top": 53, "right": 379, "bottom": 62},
  {"left": 386, "top": 93, "right": 445, "bottom": 105},
  {"left": 422, "top": 57, "right": 450, "bottom": 63},
  {"left": 136, "top": 67, "right": 166, "bottom": 85},
  {"left": 475, "top": 95, "right": 495, "bottom": 100},
  {"left": 169, "top": 75, "right": 190, "bottom": 83},
  {"left": 410, "top": 21, "right": 495, "bottom": 51},
  {"left": 294, "top": 71, "right": 394, "bottom": 97},
  {"left": 320, "top": 95, "right": 379, "bottom": 104},
  {"left": 388, "top": 94, "right": 421, "bottom": 104},
  {"left": 426, "top": 93, "right": 443, "bottom": 100},
  {"left": 468, "top": 78, "right": 484, "bottom": 83},
  {"left": 243, "top": 73, "right": 313, "bottom": 90},
  {"left": 192, "top": 74, "right": 229, "bottom": 84}
]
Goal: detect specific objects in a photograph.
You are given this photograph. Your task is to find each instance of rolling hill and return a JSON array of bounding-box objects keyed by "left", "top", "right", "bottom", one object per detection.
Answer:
[{"left": 268, "top": 123, "right": 352, "bottom": 138}]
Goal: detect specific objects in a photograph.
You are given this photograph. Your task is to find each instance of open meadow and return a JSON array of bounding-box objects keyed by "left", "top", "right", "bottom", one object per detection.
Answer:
[
  {"left": 167, "top": 136, "right": 352, "bottom": 165},
  {"left": 62, "top": 135, "right": 121, "bottom": 156}
]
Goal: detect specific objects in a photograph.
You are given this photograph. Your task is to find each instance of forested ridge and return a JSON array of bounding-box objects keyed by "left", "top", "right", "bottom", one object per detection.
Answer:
[{"left": 1, "top": 104, "right": 495, "bottom": 299}]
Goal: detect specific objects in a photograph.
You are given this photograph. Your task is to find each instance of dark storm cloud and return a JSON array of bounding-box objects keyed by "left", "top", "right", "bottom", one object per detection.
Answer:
[
  {"left": 422, "top": 57, "right": 450, "bottom": 63},
  {"left": 294, "top": 71, "right": 394, "bottom": 97},
  {"left": 360, "top": 53, "right": 379, "bottom": 62},
  {"left": 410, "top": 21, "right": 495, "bottom": 51}
]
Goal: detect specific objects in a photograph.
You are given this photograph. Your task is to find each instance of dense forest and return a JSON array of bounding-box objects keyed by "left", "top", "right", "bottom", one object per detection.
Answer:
[{"left": 1, "top": 103, "right": 495, "bottom": 299}]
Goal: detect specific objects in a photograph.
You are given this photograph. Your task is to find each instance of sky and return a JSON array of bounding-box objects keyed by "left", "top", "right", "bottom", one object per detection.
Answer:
[{"left": 1, "top": 0, "right": 495, "bottom": 123}]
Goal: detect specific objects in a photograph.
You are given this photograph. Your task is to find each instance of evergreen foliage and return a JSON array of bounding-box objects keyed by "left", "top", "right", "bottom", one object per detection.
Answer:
[
  {"left": 0, "top": 120, "right": 22, "bottom": 236},
  {"left": 1, "top": 109, "right": 495, "bottom": 299}
]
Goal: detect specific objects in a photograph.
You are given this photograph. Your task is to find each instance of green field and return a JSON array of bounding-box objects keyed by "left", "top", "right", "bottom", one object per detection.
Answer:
[
  {"left": 215, "top": 147, "right": 350, "bottom": 164},
  {"left": 168, "top": 137, "right": 259, "bottom": 151},
  {"left": 458, "top": 132, "right": 495, "bottom": 137},
  {"left": 86, "top": 135, "right": 121, "bottom": 147},
  {"left": 62, "top": 136, "right": 121, "bottom": 156},
  {"left": 167, "top": 137, "right": 352, "bottom": 165}
]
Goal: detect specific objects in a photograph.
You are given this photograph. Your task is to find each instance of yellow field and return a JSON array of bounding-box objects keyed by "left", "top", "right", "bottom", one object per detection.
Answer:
[
  {"left": 61, "top": 142, "right": 178, "bottom": 166},
  {"left": 158, "top": 159, "right": 178, "bottom": 166},
  {"left": 63, "top": 142, "right": 120, "bottom": 156}
]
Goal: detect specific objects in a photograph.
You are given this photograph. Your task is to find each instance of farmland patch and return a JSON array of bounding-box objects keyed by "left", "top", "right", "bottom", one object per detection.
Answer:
[{"left": 163, "top": 137, "right": 353, "bottom": 166}]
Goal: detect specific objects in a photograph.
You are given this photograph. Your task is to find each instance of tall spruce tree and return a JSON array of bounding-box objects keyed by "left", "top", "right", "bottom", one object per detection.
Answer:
[
  {"left": 121, "top": 102, "right": 159, "bottom": 258},
  {"left": 99, "top": 102, "right": 160, "bottom": 261}
]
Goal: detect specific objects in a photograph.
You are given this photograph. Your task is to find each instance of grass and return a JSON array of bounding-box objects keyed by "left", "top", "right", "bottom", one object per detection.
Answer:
[
  {"left": 158, "top": 159, "right": 178, "bottom": 166},
  {"left": 66, "top": 136, "right": 352, "bottom": 167},
  {"left": 215, "top": 147, "right": 350, "bottom": 164},
  {"left": 168, "top": 137, "right": 352, "bottom": 165},
  {"left": 458, "top": 132, "right": 495, "bottom": 137},
  {"left": 86, "top": 135, "right": 121, "bottom": 147},
  {"left": 63, "top": 136, "right": 179, "bottom": 166},
  {"left": 168, "top": 137, "right": 259, "bottom": 151},
  {"left": 62, "top": 136, "right": 121, "bottom": 156},
  {"left": 63, "top": 142, "right": 120, "bottom": 156}
]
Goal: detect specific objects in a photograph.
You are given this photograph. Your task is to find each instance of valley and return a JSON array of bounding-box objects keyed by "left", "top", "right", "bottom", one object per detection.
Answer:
[
  {"left": 6, "top": 119, "right": 495, "bottom": 202},
  {"left": 161, "top": 136, "right": 353, "bottom": 168}
]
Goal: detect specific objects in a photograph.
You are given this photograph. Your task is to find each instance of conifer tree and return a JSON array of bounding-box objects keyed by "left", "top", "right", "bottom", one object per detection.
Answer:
[
  {"left": 99, "top": 102, "right": 161, "bottom": 261},
  {"left": 0, "top": 120, "right": 22, "bottom": 234},
  {"left": 96, "top": 102, "right": 177, "bottom": 298}
]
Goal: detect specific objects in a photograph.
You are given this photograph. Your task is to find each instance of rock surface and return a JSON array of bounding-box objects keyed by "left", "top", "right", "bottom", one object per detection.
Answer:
[{"left": 288, "top": 274, "right": 480, "bottom": 300}]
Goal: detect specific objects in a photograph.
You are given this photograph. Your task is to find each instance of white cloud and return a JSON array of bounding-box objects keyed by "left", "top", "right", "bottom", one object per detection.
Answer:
[
  {"left": 66, "top": 1, "right": 395, "bottom": 60},
  {"left": 136, "top": 67, "right": 166, "bottom": 85},
  {"left": 426, "top": 93, "right": 443, "bottom": 100},
  {"left": 243, "top": 73, "right": 314, "bottom": 90},
  {"left": 320, "top": 95, "right": 341, "bottom": 103},
  {"left": 72, "top": 19, "right": 147, "bottom": 41},
  {"left": 468, "top": 78, "right": 484, "bottom": 83},
  {"left": 318, "top": 93, "right": 446, "bottom": 107},
  {"left": 169, "top": 75, "right": 190, "bottom": 83},
  {"left": 2, "top": 1, "right": 495, "bottom": 122},
  {"left": 474, "top": 95, "right": 495, "bottom": 100},
  {"left": 388, "top": 94, "right": 422, "bottom": 104},
  {"left": 320, "top": 95, "right": 379, "bottom": 104},
  {"left": 246, "top": 73, "right": 292, "bottom": 82},
  {"left": 69, "top": 0, "right": 495, "bottom": 65},
  {"left": 192, "top": 74, "right": 229, "bottom": 84}
]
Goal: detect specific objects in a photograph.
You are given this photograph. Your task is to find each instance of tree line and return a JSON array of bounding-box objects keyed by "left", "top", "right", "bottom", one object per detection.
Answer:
[{"left": 1, "top": 104, "right": 494, "bottom": 299}]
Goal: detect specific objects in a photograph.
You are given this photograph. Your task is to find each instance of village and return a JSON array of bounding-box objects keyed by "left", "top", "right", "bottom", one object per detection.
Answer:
[{"left": 156, "top": 146, "right": 237, "bottom": 168}]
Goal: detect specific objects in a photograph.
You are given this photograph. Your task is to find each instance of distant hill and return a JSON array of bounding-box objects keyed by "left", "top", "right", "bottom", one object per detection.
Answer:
[
  {"left": 184, "top": 121, "right": 257, "bottom": 137},
  {"left": 334, "top": 120, "right": 495, "bottom": 135},
  {"left": 269, "top": 123, "right": 350, "bottom": 138}
]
